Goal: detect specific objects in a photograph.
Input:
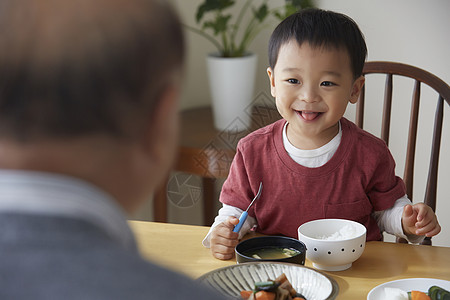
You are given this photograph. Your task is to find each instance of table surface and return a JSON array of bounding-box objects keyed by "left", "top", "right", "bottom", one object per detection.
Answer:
[{"left": 130, "top": 221, "right": 450, "bottom": 299}]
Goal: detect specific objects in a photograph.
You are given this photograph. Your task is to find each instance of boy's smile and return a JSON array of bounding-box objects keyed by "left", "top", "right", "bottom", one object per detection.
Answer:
[
  {"left": 296, "top": 110, "right": 322, "bottom": 121},
  {"left": 267, "top": 41, "right": 364, "bottom": 150}
]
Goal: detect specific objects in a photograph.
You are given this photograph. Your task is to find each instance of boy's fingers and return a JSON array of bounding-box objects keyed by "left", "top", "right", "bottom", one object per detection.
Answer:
[
  {"left": 215, "top": 226, "right": 238, "bottom": 240},
  {"left": 416, "top": 222, "right": 441, "bottom": 237},
  {"left": 425, "top": 224, "right": 441, "bottom": 237},
  {"left": 210, "top": 221, "right": 239, "bottom": 242},
  {"left": 216, "top": 217, "right": 240, "bottom": 237},
  {"left": 211, "top": 244, "right": 234, "bottom": 254},
  {"left": 211, "top": 235, "right": 239, "bottom": 247},
  {"left": 210, "top": 216, "right": 246, "bottom": 261},
  {"left": 211, "top": 243, "right": 236, "bottom": 260},
  {"left": 213, "top": 251, "right": 234, "bottom": 260},
  {"left": 414, "top": 213, "right": 440, "bottom": 234},
  {"left": 402, "top": 205, "right": 416, "bottom": 226},
  {"left": 410, "top": 207, "right": 440, "bottom": 236},
  {"left": 226, "top": 216, "right": 240, "bottom": 227},
  {"left": 403, "top": 204, "right": 414, "bottom": 217},
  {"left": 411, "top": 203, "right": 428, "bottom": 222}
]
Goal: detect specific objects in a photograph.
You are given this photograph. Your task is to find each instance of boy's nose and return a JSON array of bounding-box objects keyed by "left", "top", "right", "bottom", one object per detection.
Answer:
[{"left": 299, "top": 85, "right": 319, "bottom": 103}]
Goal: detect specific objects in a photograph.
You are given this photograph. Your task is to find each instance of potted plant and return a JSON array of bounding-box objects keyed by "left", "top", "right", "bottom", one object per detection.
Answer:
[{"left": 186, "top": 0, "right": 314, "bottom": 131}]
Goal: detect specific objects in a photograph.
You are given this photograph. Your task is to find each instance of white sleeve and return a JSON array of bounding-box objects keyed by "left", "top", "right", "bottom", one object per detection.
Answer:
[
  {"left": 202, "top": 204, "right": 257, "bottom": 248},
  {"left": 372, "top": 195, "right": 425, "bottom": 244}
]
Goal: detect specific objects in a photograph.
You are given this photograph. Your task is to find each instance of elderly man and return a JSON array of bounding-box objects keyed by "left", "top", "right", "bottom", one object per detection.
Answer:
[{"left": 0, "top": 0, "right": 227, "bottom": 299}]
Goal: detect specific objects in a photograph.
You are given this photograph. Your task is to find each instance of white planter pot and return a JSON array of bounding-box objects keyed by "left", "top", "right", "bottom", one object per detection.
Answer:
[{"left": 206, "top": 53, "right": 257, "bottom": 132}]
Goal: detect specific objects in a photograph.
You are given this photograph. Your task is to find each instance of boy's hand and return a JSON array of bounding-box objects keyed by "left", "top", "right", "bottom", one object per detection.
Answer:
[
  {"left": 402, "top": 203, "right": 441, "bottom": 237},
  {"left": 210, "top": 216, "right": 240, "bottom": 260}
]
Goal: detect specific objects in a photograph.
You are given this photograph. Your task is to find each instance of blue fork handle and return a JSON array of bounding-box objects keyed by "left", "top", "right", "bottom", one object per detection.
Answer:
[{"left": 233, "top": 211, "right": 248, "bottom": 233}]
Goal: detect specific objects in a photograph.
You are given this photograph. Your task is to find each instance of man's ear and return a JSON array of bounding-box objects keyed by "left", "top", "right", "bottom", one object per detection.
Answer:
[
  {"left": 267, "top": 67, "right": 276, "bottom": 98},
  {"left": 142, "top": 83, "right": 179, "bottom": 164},
  {"left": 349, "top": 75, "right": 365, "bottom": 104}
]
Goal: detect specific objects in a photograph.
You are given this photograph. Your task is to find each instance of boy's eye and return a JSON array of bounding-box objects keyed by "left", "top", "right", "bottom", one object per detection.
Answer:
[
  {"left": 287, "top": 79, "right": 299, "bottom": 84},
  {"left": 321, "top": 81, "right": 335, "bottom": 87}
]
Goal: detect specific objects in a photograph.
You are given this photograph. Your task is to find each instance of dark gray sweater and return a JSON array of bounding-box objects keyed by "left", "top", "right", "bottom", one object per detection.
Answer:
[{"left": 0, "top": 213, "right": 227, "bottom": 300}]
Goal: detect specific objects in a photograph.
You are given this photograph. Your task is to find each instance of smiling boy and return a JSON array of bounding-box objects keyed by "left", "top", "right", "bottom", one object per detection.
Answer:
[
  {"left": 203, "top": 8, "right": 440, "bottom": 260},
  {"left": 267, "top": 41, "right": 364, "bottom": 150}
]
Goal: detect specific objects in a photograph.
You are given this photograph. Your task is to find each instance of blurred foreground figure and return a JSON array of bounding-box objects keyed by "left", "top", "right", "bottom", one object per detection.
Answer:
[{"left": 0, "top": 0, "right": 227, "bottom": 299}]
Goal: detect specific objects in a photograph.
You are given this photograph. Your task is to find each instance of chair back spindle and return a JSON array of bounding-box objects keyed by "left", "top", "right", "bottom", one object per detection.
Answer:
[
  {"left": 425, "top": 95, "right": 444, "bottom": 211},
  {"left": 381, "top": 74, "right": 393, "bottom": 145},
  {"left": 356, "top": 84, "right": 365, "bottom": 128},
  {"left": 403, "top": 80, "right": 421, "bottom": 201}
]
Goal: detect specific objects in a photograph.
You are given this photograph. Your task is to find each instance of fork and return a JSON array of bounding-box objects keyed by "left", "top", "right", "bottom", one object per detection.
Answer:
[{"left": 233, "top": 182, "right": 263, "bottom": 233}]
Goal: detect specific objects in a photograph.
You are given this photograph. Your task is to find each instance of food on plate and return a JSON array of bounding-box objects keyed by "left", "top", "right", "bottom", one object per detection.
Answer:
[
  {"left": 242, "top": 247, "right": 301, "bottom": 260},
  {"left": 428, "top": 286, "right": 450, "bottom": 300},
  {"left": 240, "top": 273, "right": 306, "bottom": 300},
  {"left": 410, "top": 291, "right": 431, "bottom": 300},
  {"left": 384, "top": 287, "right": 409, "bottom": 299},
  {"left": 383, "top": 285, "right": 450, "bottom": 300}
]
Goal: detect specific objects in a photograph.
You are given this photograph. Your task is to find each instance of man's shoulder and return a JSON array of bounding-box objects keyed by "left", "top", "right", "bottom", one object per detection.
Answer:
[{"left": 0, "top": 214, "right": 226, "bottom": 300}]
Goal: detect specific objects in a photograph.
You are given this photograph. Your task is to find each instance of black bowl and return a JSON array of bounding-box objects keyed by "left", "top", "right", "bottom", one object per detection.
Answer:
[{"left": 235, "top": 236, "right": 306, "bottom": 265}]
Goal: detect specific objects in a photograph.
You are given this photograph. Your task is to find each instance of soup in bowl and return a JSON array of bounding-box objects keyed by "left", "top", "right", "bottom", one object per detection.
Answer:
[{"left": 235, "top": 236, "right": 306, "bottom": 265}]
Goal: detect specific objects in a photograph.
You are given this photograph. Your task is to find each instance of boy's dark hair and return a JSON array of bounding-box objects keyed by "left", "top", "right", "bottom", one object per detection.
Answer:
[
  {"left": 0, "top": 0, "right": 184, "bottom": 141},
  {"left": 268, "top": 8, "right": 367, "bottom": 79}
]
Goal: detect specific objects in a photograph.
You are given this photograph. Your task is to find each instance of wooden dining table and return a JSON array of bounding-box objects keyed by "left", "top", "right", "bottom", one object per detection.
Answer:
[{"left": 129, "top": 221, "right": 450, "bottom": 299}]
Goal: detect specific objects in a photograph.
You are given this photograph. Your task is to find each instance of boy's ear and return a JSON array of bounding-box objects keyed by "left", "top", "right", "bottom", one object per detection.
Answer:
[
  {"left": 267, "top": 67, "right": 276, "bottom": 97},
  {"left": 349, "top": 75, "right": 365, "bottom": 104}
]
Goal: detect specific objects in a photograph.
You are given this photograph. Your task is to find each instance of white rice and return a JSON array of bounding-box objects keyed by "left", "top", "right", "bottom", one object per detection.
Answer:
[
  {"left": 316, "top": 224, "right": 357, "bottom": 240},
  {"left": 384, "top": 287, "right": 408, "bottom": 300}
]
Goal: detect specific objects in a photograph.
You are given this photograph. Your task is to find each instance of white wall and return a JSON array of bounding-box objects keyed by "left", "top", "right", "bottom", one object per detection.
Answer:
[{"left": 164, "top": 0, "right": 449, "bottom": 247}]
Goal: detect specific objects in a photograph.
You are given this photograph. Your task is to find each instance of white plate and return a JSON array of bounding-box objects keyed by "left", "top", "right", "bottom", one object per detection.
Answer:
[
  {"left": 197, "top": 262, "right": 338, "bottom": 300},
  {"left": 367, "top": 278, "right": 450, "bottom": 300}
]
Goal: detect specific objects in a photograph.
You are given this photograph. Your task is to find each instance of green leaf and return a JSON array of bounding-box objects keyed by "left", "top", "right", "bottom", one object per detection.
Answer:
[
  {"left": 203, "top": 14, "right": 231, "bottom": 35},
  {"left": 196, "top": 0, "right": 235, "bottom": 23},
  {"left": 189, "top": 0, "right": 316, "bottom": 57},
  {"left": 253, "top": 4, "right": 268, "bottom": 22},
  {"left": 287, "top": 0, "right": 315, "bottom": 11},
  {"left": 275, "top": 0, "right": 315, "bottom": 20}
]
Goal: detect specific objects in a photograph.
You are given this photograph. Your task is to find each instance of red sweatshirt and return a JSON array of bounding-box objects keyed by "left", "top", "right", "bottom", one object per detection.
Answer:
[{"left": 220, "top": 118, "right": 406, "bottom": 241}]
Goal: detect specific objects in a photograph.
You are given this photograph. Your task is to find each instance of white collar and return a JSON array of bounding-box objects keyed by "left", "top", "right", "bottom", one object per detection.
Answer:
[{"left": 283, "top": 121, "right": 342, "bottom": 158}]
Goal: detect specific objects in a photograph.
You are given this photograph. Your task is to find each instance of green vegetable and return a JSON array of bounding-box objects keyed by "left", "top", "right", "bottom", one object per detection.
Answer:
[
  {"left": 282, "top": 248, "right": 300, "bottom": 257},
  {"left": 428, "top": 285, "right": 450, "bottom": 300},
  {"left": 254, "top": 281, "right": 280, "bottom": 293}
]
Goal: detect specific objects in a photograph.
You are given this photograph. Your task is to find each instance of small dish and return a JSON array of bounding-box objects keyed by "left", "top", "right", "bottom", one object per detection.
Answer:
[
  {"left": 367, "top": 278, "right": 450, "bottom": 300},
  {"left": 197, "top": 262, "right": 339, "bottom": 300},
  {"left": 235, "top": 236, "right": 306, "bottom": 265}
]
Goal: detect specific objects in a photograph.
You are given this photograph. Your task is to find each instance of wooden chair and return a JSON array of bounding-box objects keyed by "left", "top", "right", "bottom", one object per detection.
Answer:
[{"left": 358, "top": 61, "right": 450, "bottom": 245}]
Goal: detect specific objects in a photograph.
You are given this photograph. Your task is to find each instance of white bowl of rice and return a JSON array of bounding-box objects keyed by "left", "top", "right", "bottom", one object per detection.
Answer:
[{"left": 298, "top": 219, "right": 367, "bottom": 271}]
